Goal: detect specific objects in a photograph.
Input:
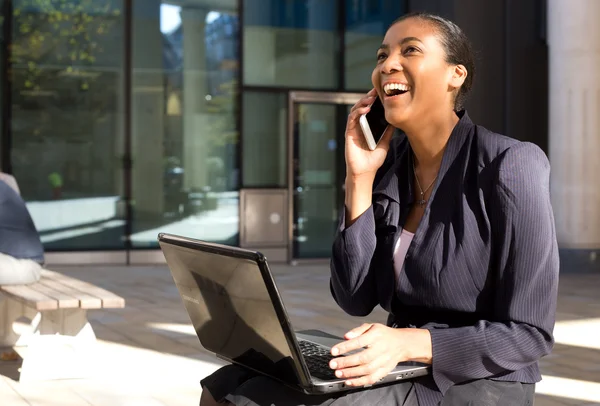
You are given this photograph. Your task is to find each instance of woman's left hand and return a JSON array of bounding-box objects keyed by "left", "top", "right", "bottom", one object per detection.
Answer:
[{"left": 329, "top": 323, "right": 433, "bottom": 387}]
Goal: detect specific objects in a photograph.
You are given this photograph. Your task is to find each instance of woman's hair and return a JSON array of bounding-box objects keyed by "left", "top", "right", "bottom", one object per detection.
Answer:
[{"left": 391, "top": 12, "right": 476, "bottom": 111}]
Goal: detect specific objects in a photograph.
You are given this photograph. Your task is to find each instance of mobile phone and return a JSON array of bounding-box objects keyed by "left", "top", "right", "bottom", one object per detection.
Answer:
[{"left": 359, "top": 96, "right": 389, "bottom": 150}]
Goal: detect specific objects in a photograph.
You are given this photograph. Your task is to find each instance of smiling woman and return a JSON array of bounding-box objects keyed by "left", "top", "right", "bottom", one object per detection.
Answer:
[{"left": 198, "top": 11, "right": 559, "bottom": 406}]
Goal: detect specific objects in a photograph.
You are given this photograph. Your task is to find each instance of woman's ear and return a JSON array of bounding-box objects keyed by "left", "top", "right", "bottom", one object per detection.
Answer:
[{"left": 449, "top": 64, "right": 467, "bottom": 90}]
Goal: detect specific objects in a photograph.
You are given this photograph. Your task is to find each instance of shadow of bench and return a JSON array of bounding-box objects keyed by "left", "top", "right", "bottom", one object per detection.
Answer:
[{"left": 0, "top": 269, "right": 125, "bottom": 382}]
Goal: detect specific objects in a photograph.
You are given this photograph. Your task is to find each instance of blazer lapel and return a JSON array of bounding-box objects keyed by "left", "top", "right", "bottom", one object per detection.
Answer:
[{"left": 408, "top": 110, "right": 474, "bottom": 250}]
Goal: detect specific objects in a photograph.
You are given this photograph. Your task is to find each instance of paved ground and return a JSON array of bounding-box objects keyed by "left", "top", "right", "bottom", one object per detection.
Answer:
[{"left": 0, "top": 264, "right": 599, "bottom": 405}]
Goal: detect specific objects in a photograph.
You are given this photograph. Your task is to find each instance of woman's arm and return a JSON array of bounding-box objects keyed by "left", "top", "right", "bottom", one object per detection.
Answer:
[
  {"left": 330, "top": 132, "right": 397, "bottom": 316},
  {"left": 427, "top": 142, "right": 559, "bottom": 394},
  {"left": 330, "top": 175, "right": 380, "bottom": 317}
]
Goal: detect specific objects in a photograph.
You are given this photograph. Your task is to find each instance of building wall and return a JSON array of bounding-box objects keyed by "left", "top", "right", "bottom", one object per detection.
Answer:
[{"left": 0, "top": 0, "right": 565, "bottom": 265}]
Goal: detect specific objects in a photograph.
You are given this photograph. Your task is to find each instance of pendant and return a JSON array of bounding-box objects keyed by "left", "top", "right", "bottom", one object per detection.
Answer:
[{"left": 418, "top": 199, "right": 427, "bottom": 207}]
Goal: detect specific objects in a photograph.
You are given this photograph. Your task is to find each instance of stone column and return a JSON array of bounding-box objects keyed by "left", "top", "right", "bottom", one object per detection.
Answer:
[
  {"left": 181, "top": 7, "right": 210, "bottom": 191},
  {"left": 548, "top": 0, "right": 600, "bottom": 270},
  {"left": 131, "top": 0, "right": 165, "bottom": 219}
]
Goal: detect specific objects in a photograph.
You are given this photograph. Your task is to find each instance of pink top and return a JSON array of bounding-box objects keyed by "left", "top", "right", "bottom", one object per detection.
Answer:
[{"left": 393, "top": 229, "right": 414, "bottom": 284}]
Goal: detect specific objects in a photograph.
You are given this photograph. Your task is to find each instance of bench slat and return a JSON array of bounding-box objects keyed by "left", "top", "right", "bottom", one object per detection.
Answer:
[
  {"left": 37, "top": 278, "right": 102, "bottom": 309},
  {"left": 0, "top": 284, "right": 58, "bottom": 310},
  {"left": 30, "top": 279, "right": 83, "bottom": 309},
  {"left": 41, "top": 270, "right": 125, "bottom": 309}
]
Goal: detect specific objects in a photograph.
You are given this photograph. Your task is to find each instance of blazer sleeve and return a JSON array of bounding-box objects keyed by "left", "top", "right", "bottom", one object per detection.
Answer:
[
  {"left": 329, "top": 136, "right": 402, "bottom": 317},
  {"left": 329, "top": 204, "right": 380, "bottom": 317},
  {"left": 427, "top": 142, "right": 560, "bottom": 394}
]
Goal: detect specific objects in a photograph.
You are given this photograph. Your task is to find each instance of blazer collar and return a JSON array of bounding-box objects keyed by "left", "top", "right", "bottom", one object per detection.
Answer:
[{"left": 372, "top": 110, "right": 474, "bottom": 206}]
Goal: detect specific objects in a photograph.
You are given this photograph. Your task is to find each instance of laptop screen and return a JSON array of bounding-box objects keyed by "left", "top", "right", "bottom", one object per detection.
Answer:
[{"left": 161, "top": 241, "right": 302, "bottom": 385}]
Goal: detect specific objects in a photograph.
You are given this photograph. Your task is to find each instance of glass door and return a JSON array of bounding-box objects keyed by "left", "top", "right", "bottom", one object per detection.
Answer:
[{"left": 288, "top": 92, "right": 362, "bottom": 260}]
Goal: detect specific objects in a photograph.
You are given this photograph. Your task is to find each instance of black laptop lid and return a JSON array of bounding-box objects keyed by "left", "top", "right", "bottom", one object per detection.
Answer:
[{"left": 158, "top": 234, "right": 307, "bottom": 387}]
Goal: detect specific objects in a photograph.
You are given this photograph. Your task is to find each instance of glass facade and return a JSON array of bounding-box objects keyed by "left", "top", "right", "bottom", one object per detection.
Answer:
[
  {"left": 0, "top": 0, "right": 403, "bottom": 261},
  {"left": 9, "top": 0, "right": 126, "bottom": 250},
  {"left": 292, "top": 102, "right": 347, "bottom": 258},
  {"left": 129, "top": 1, "right": 240, "bottom": 248},
  {"left": 242, "top": 91, "right": 287, "bottom": 188},
  {"left": 243, "top": 0, "right": 339, "bottom": 89}
]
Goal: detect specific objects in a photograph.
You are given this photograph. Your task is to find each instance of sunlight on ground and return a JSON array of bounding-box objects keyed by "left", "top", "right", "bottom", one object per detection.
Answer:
[
  {"left": 553, "top": 317, "right": 600, "bottom": 350},
  {"left": 537, "top": 375, "right": 600, "bottom": 402},
  {"left": 2, "top": 338, "right": 226, "bottom": 405},
  {"left": 92, "top": 339, "right": 224, "bottom": 385},
  {"left": 147, "top": 322, "right": 196, "bottom": 336}
]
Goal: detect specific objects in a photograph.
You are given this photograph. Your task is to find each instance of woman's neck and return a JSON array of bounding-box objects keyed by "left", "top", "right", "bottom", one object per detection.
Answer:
[{"left": 403, "top": 110, "right": 460, "bottom": 169}]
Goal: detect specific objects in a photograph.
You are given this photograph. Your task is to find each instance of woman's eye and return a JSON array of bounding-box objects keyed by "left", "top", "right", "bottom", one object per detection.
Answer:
[
  {"left": 377, "top": 53, "right": 387, "bottom": 61},
  {"left": 404, "top": 46, "right": 418, "bottom": 54}
]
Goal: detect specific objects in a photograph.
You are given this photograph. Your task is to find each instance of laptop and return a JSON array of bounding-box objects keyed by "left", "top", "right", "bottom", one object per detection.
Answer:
[{"left": 157, "top": 233, "right": 430, "bottom": 395}]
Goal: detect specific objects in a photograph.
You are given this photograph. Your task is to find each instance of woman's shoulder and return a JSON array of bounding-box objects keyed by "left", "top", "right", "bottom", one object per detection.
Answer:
[{"left": 471, "top": 124, "right": 549, "bottom": 172}]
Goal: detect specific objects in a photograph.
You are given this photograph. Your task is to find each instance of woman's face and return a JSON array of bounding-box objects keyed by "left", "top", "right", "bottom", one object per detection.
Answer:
[{"left": 371, "top": 18, "right": 460, "bottom": 128}]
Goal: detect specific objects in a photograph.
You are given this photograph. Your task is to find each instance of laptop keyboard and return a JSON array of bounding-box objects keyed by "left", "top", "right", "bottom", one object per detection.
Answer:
[{"left": 298, "top": 339, "right": 337, "bottom": 380}]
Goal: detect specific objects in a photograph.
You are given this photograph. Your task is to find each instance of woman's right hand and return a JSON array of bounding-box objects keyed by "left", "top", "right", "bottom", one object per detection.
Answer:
[{"left": 345, "top": 89, "right": 395, "bottom": 180}]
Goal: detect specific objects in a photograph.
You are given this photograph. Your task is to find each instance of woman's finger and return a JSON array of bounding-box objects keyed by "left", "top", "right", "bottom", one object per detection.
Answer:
[
  {"left": 348, "top": 106, "right": 371, "bottom": 122},
  {"left": 332, "top": 351, "right": 387, "bottom": 379},
  {"left": 344, "top": 366, "right": 391, "bottom": 388},
  {"left": 350, "top": 95, "right": 375, "bottom": 113},
  {"left": 330, "top": 346, "right": 378, "bottom": 370},
  {"left": 346, "top": 107, "right": 371, "bottom": 132},
  {"left": 345, "top": 323, "right": 374, "bottom": 340},
  {"left": 331, "top": 324, "right": 376, "bottom": 356}
]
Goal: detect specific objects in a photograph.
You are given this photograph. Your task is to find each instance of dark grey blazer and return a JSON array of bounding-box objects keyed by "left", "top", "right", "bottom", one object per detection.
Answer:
[{"left": 330, "top": 111, "right": 559, "bottom": 405}]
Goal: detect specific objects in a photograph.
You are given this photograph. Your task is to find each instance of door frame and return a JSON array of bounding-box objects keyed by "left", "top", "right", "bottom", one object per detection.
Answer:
[{"left": 286, "top": 91, "right": 363, "bottom": 263}]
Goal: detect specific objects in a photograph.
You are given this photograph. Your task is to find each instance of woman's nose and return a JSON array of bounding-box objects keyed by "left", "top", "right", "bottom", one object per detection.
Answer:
[{"left": 380, "top": 57, "right": 402, "bottom": 74}]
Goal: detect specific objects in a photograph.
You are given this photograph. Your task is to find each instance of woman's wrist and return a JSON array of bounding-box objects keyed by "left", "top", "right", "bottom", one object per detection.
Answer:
[
  {"left": 414, "top": 328, "right": 433, "bottom": 364},
  {"left": 397, "top": 328, "right": 433, "bottom": 365},
  {"left": 344, "top": 175, "right": 375, "bottom": 226}
]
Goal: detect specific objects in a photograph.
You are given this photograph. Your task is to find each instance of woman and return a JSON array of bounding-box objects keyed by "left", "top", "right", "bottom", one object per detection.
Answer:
[{"left": 200, "top": 11, "right": 559, "bottom": 406}]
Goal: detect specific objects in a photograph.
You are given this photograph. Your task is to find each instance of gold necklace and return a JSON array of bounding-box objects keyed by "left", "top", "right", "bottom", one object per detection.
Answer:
[{"left": 412, "top": 159, "right": 438, "bottom": 208}]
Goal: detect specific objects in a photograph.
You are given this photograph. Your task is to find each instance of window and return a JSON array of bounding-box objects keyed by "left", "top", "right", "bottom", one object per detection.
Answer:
[
  {"left": 10, "top": 0, "right": 126, "bottom": 250},
  {"left": 129, "top": 1, "right": 241, "bottom": 248},
  {"left": 242, "top": 92, "right": 287, "bottom": 187},
  {"left": 244, "top": 0, "right": 339, "bottom": 89}
]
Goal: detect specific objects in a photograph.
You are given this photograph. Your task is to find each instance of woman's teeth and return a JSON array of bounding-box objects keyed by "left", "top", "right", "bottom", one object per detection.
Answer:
[{"left": 384, "top": 83, "right": 411, "bottom": 96}]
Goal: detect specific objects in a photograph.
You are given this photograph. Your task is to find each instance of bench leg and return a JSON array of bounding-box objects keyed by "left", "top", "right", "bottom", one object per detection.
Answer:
[
  {"left": 0, "top": 295, "right": 98, "bottom": 382},
  {"left": 0, "top": 295, "right": 38, "bottom": 347}
]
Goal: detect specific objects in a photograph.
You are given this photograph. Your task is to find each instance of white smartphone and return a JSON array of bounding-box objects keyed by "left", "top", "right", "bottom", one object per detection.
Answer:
[{"left": 359, "top": 96, "right": 389, "bottom": 150}]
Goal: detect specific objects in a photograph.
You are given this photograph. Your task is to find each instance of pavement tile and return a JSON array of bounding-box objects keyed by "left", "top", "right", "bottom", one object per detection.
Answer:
[{"left": 0, "top": 264, "right": 597, "bottom": 405}]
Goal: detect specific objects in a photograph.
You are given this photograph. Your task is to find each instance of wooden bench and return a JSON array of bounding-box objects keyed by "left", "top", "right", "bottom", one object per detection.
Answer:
[{"left": 0, "top": 269, "right": 125, "bottom": 381}]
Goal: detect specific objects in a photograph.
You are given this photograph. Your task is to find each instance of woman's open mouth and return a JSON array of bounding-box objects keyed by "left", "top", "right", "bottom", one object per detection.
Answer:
[{"left": 383, "top": 83, "right": 411, "bottom": 98}]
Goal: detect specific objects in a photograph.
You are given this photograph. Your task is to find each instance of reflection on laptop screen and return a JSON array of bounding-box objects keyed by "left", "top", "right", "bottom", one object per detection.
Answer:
[{"left": 162, "top": 243, "right": 300, "bottom": 383}]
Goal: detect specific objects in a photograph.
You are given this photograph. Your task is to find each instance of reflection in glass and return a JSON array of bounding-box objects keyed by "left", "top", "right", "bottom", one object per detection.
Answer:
[
  {"left": 345, "top": 0, "right": 405, "bottom": 90},
  {"left": 10, "top": 0, "right": 126, "bottom": 250},
  {"left": 293, "top": 103, "right": 343, "bottom": 258},
  {"left": 243, "top": 0, "right": 338, "bottom": 89},
  {"left": 242, "top": 92, "right": 287, "bottom": 188},
  {"left": 130, "top": 1, "right": 240, "bottom": 248}
]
